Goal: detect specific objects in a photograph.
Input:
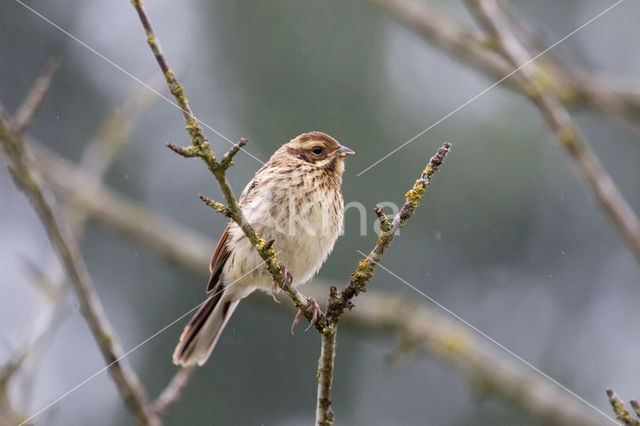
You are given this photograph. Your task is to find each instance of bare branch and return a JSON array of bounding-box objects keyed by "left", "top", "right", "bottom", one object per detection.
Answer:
[
  {"left": 219, "top": 137, "right": 248, "bottom": 171},
  {"left": 315, "top": 329, "right": 337, "bottom": 426},
  {"left": 131, "top": 1, "right": 206, "bottom": 148},
  {"left": 466, "top": 0, "right": 640, "bottom": 264},
  {"left": 151, "top": 366, "right": 196, "bottom": 417},
  {"left": 312, "top": 142, "right": 452, "bottom": 424},
  {"left": 325, "top": 142, "right": 452, "bottom": 325},
  {"left": 130, "top": 0, "right": 318, "bottom": 328},
  {"left": 14, "top": 59, "right": 60, "bottom": 134},
  {"left": 1, "top": 84, "right": 154, "bottom": 420},
  {"left": 199, "top": 194, "right": 233, "bottom": 218},
  {"left": 632, "top": 400, "right": 640, "bottom": 420},
  {"left": 374, "top": 0, "right": 640, "bottom": 138},
  {"left": 607, "top": 389, "right": 640, "bottom": 426},
  {"left": 0, "top": 93, "right": 158, "bottom": 425}
]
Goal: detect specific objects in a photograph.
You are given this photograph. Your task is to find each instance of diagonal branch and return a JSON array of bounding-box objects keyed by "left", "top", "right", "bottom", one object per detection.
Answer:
[
  {"left": 607, "top": 389, "right": 640, "bottom": 426},
  {"left": 466, "top": 0, "right": 640, "bottom": 264},
  {"left": 14, "top": 59, "right": 60, "bottom": 135},
  {"left": 0, "top": 75, "right": 158, "bottom": 425},
  {"left": 374, "top": 0, "right": 640, "bottom": 139},
  {"left": 325, "top": 142, "right": 451, "bottom": 326},
  {"left": 130, "top": 0, "right": 317, "bottom": 326},
  {"left": 151, "top": 366, "right": 196, "bottom": 417},
  {"left": 315, "top": 142, "right": 452, "bottom": 425}
]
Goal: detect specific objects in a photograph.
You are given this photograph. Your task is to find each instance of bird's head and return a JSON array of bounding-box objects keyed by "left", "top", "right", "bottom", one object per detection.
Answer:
[{"left": 280, "top": 131, "right": 355, "bottom": 173}]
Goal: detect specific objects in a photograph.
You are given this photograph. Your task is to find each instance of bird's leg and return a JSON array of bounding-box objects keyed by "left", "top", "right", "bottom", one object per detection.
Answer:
[{"left": 291, "top": 296, "right": 321, "bottom": 334}]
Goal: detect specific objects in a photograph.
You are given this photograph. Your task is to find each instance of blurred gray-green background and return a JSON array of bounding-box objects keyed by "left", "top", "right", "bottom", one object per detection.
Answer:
[{"left": 1, "top": 1, "right": 639, "bottom": 425}]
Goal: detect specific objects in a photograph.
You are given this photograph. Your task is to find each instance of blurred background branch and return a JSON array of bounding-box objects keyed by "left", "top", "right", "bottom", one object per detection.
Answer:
[
  {"left": 466, "top": 0, "right": 640, "bottom": 262},
  {"left": 374, "top": 0, "right": 640, "bottom": 139},
  {"left": 376, "top": 0, "right": 640, "bottom": 266},
  {"left": 0, "top": 66, "right": 158, "bottom": 425}
]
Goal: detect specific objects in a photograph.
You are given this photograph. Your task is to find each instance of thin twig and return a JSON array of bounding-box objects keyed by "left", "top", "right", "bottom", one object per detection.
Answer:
[
  {"left": 0, "top": 83, "right": 158, "bottom": 425},
  {"left": 325, "top": 142, "right": 452, "bottom": 326},
  {"left": 130, "top": 0, "right": 317, "bottom": 326},
  {"left": 31, "top": 141, "right": 604, "bottom": 426},
  {"left": 14, "top": 59, "right": 60, "bottom": 134},
  {"left": 151, "top": 366, "right": 196, "bottom": 417},
  {"left": 374, "top": 0, "right": 640, "bottom": 138},
  {"left": 1, "top": 85, "right": 153, "bottom": 418},
  {"left": 607, "top": 389, "right": 640, "bottom": 426},
  {"left": 467, "top": 0, "right": 640, "bottom": 265},
  {"left": 632, "top": 400, "right": 640, "bottom": 420},
  {"left": 312, "top": 142, "right": 452, "bottom": 425}
]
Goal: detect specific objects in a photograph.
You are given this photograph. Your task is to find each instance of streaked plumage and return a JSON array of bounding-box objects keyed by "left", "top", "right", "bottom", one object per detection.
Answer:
[{"left": 173, "top": 131, "right": 354, "bottom": 366}]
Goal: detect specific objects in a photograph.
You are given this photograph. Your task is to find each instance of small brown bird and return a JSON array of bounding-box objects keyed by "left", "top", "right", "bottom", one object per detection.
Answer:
[{"left": 173, "top": 131, "right": 355, "bottom": 366}]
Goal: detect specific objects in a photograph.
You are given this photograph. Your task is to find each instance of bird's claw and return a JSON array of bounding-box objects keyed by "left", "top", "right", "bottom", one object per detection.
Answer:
[
  {"left": 270, "top": 280, "right": 281, "bottom": 303},
  {"left": 279, "top": 262, "right": 293, "bottom": 286},
  {"left": 271, "top": 262, "right": 292, "bottom": 304},
  {"left": 290, "top": 296, "right": 321, "bottom": 334}
]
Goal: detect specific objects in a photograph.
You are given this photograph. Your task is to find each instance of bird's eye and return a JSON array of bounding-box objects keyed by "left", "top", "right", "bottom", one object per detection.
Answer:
[{"left": 311, "top": 146, "right": 324, "bottom": 155}]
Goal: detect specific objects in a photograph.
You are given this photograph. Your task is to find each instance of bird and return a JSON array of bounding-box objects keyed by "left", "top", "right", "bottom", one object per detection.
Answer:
[{"left": 173, "top": 131, "right": 355, "bottom": 366}]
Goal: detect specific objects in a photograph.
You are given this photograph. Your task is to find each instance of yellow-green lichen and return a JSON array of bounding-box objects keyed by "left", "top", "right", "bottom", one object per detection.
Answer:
[
  {"left": 440, "top": 332, "right": 468, "bottom": 357},
  {"left": 405, "top": 182, "right": 426, "bottom": 204},
  {"left": 524, "top": 70, "right": 550, "bottom": 97},
  {"left": 557, "top": 126, "right": 576, "bottom": 146}
]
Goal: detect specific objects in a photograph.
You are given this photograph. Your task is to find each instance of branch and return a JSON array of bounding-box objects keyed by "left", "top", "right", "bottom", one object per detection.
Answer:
[
  {"left": 466, "top": 0, "right": 640, "bottom": 264},
  {"left": 312, "top": 142, "right": 451, "bottom": 424},
  {"left": 374, "top": 0, "right": 640, "bottom": 139},
  {"left": 0, "top": 79, "right": 158, "bottom": 425},
  {"left": 14, "top": 59, "right": 60, "bottom": 134},
  {"left": 130, "top": 0, "right": 317, "bottom": 326},
  {"left": 325, "top": 142, "right": 451, "bottom": 325},
  {"left": 151, "top": 366, "right": 196, "bottom": 417},
  {"left": 0, "top": 82, "right": 154, "bottom": 422},
  {"left": 33, "top": 142, "right": 604, "bottom": 426},
  {"left": 315, "top": 329, "right": 337, "bottom": 426},
  {"left": 607, "top": 389, "right": 640, "bottom": 426}
]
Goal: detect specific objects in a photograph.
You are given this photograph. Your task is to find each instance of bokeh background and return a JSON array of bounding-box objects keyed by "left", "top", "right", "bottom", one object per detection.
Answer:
[{"left": 1, "top": 0, "right": 640, "bottom": 425}]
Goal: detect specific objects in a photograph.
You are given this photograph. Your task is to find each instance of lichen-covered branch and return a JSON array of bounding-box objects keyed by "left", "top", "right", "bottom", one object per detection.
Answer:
[
  {"left": 325, "top": 142, "right": 451, "bottom": 326},
  {"left": 309, "top": 142, "right": 451, "bottom": 424},
  {"left": 130, "top": 0, "right": 317, "bottom": 325},
  {"left": 607, "top": 389, "right": 640, "bottom": 426},
  {"left": 0, "top": 76, "right": 158, "bottom": 425},
  {"left": 315, "top": 329, "right": 337, "bottom": 426},
  {"left": 466, "top": 0, "right": 640, "bottom": 265},
  {"left": 32, "top": 141, "right": 604, "bottom": 426}
]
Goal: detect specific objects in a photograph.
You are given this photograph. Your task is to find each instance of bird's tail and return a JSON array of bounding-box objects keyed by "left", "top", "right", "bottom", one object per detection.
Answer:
[{"left": 172, "top": 291, "right": 239, "bottom": 366}]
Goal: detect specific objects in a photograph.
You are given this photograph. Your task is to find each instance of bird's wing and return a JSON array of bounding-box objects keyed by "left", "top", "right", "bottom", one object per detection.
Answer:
[
  {"left": 206, "top": 224, "right": 232, "bottom": 294},
  {"left": 205, "top": 172, "right": 267, "bottom": 294}
]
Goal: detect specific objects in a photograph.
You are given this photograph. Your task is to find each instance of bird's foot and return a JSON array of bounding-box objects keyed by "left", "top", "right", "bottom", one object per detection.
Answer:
[
  {"left": 270, "top": 281, "right": 281, "bottom": 303},
  {"left": 290, "top": 296, "right": 321, "bottom": 335},
  {"left": 279, "top": 262, "right": 293, "bottom": 286}
]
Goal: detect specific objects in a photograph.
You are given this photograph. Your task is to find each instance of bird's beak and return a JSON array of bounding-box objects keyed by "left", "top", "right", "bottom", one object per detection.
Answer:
[{"left": 336, "top": 146, "right": 355, "bottom": 157}]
